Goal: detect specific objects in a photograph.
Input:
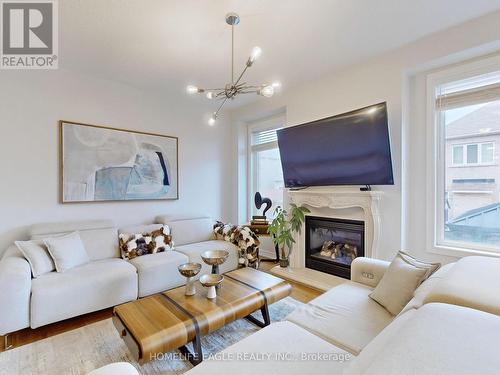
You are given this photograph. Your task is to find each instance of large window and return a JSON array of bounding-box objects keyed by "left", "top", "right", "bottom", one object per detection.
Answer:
[
  {"left": 248, "top": 117, "right": 284, "bottom": 220},
  {"left": 428, "top": 61, "right": 500, "bottom": 255}
]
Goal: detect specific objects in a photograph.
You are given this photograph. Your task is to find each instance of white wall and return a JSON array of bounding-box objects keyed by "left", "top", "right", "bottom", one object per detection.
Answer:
[
  {"left": 230, "top": 10, "right": 500, "bottom": 263},
  {"left": 0, "top": 69, "right": 232, "bottom": 253}
]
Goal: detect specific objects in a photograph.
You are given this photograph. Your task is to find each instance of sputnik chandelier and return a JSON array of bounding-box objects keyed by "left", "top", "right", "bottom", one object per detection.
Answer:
[{"left": 186, "top": 12, "right": 281, "bottom": 126}]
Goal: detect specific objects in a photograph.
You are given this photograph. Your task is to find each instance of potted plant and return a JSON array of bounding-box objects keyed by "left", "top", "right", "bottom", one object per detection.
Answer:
[{"left": 268, "top": 203, "right": 310, "bottom": 268}]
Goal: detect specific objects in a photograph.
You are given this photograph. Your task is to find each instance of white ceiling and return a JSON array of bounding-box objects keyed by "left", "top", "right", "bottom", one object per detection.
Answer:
[{"left": 60, "top": 0, "right": 500, "bottom": 106}]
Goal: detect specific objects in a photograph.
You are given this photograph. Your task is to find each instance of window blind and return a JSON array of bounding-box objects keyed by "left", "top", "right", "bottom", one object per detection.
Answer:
[
  {"left": 251, "top": 128, "right": 280, "bottom": 146},
  {"left": 436, "top": 82, "right": 500, "bottom": 110}
]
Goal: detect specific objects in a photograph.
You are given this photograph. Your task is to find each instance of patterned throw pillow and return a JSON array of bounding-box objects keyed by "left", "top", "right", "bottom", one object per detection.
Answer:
[
  {"left": 213, "top": 222, "right": 260, "bottom": 268},
  {"left": 119, "top": 225, "right": 173, "bottom": 260}
]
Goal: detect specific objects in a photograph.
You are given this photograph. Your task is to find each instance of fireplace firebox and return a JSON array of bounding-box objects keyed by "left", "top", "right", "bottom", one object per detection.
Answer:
[{"left": 305, "top": 216, "right": 365, "bottom": 279}]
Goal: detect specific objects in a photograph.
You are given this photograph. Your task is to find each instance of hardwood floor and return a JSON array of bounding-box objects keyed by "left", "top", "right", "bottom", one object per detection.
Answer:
[
  {"left": 0, "top": 261, "right": 322, "bottom": 353},
  {"left": 0, "top": 308, "right": 113, "bottom": 352}
]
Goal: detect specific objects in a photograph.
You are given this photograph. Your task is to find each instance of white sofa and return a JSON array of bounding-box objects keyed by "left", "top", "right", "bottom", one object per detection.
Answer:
[
  {"left": 0, "top": 216, "right": 239, "bottom": 336},
  {"left": 180, "top": 255, "right": 500, "bottom": 375},
  {"left": 285, "top": 257, "right": 454, "bottom": 355}
]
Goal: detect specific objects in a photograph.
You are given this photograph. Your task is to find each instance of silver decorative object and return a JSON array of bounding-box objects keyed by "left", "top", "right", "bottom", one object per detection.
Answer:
[
  {"left": 201, "top": 250, "right": 229, "bottom": 289},
  {"left": 201, "top": 250, "right": 229, "bottom": 272},
  {"left": 199, "top": 274, "right": 224, "bottom": 299},
  {"left": 178, "top": 262, "right": 202, "bottom": 296}
]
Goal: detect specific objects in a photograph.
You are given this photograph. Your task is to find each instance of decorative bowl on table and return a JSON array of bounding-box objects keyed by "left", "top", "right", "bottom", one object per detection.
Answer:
[
  {"left": 199, "top": 274, "right": 224, "bottom": 299},
  {"left": 201, "top": 250, "right": 229, "bottom": 274},
  {"left": 178, "top": 262, "right": 202, "bottom": 296},
  {"left": 201, "top": 250, "right": 229, "bottom": 289}
]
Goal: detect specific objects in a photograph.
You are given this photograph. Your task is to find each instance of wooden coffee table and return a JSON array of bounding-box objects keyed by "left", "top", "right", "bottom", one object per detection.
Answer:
[{"left": 113, "top": 268, "right": 291, "bottom": 365}]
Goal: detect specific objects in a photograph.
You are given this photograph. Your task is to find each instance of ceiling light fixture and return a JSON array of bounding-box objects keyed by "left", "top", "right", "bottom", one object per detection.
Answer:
[{"left": 186, "top": 12, "right": 280, "bottom": 126}]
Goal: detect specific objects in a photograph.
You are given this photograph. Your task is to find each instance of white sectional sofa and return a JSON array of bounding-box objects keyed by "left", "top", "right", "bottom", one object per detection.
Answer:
[
  {"left": 0, "top": 216, "right": 239, "bottom": 336},
  {"left": 180, "top": 255, "right": 500, "bottom": 375},
  {"left": 285, "top": 257, "right": 454, "bottom": 355}
]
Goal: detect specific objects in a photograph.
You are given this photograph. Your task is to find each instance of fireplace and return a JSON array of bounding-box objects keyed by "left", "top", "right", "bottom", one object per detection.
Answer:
[{"left": 305, "top": 216, "right": 365, "bottom": 279}]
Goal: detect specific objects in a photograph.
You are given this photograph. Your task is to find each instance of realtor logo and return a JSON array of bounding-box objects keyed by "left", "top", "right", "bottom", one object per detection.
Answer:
[{"left": 1, "top": 0, "right": 58, "bottom": 69}]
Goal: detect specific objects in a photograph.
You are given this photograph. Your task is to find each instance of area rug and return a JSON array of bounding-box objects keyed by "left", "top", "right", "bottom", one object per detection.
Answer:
[{"left": 0, "top": 297, "right": 303, "bottom": 375}]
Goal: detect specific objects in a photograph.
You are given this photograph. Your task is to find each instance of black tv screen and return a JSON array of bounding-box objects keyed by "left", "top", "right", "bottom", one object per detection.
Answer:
[{"left": 277, "top": 102, "right": 393, "bottom": 188}]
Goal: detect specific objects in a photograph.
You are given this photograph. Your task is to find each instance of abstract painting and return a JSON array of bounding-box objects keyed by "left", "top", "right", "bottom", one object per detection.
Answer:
[{"left": 60, "top": 121, "right": 178, "bottom": 202}]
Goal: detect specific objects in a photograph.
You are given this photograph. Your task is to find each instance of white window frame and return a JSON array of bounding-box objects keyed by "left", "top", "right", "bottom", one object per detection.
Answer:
[
  {"left": 451, "top": 142, "right": 495, "bottom": 167},
  {"left": 481, "top": 142, "right": 496, "bottom": 165},
  {"left": 246, "top": 114, "right": 285, "bottom": 221},
  {"left": 426, "top": 54, "right": 500, "bottom": 258},
  {"left": 451, "top": 144, "right": 465, "bottom": 166}
]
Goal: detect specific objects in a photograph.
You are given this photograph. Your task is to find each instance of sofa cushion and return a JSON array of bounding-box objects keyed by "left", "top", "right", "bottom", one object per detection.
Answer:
[
  {"left": 399, "top": 251, "right": 441, "bottom": 277},
  {"left": 30, "top": 220, "right": 119, "bottom": 261},
  {"left": 286, "top": 281, "right": 393, "bottom": 355},
  {"left": 15, "top": 240, "right": 55, "bottom": 277},
  {"left": 423, "top": 256, "right": 500, "bottom": 316},
  {"left": 344, "top": 303, "right": 500, "bottom": 375},
  {"left": 184, "top": 321, "right": 352, "bottom": 375},
  {"left": 156, "top": 216, "right": 213, "bottom": 246},
  {"left": 128, "top": 251, "right": 189, "bottom": 297},
  {"left": 44, "top": 231, "right": 90, "bottom": 272},
  {"left": 398, "top": 262, "right": 455, "bottom": 316},
  {"left": 118, "top": 225, "right": 173, "bottom": 260},
  {"left": 369, "top": 251, "right": 440, "bottom": 315},
  {"left": 118, "top": 224, "right": 163, "bottom": 258},
  {"left": 31, "top": 258, "right": 137, "bottom": 328},
  {"left": 175, "top": 240, "right": 239, "bottom": 276}
]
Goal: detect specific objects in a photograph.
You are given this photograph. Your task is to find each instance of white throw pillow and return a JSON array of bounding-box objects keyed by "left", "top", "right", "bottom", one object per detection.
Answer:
[
  {"left": 44, "top": 231, "right": 90, "bottom": 272},
  {"left": 369, "top": 251, "right": 440, "bottom": 315},
  {"left": 15, "top": 240, "right": 56, "bottom": 278}
]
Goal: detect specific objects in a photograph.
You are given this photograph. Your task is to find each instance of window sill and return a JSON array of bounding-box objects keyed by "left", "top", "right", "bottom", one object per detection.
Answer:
[
  {"left": 450, "top": 163, "right": 496, "bottom": 168},
  {"left": 428, "top": 243, "right": 500, "bottom": 259},
  {"left": 450, "top": 190, "right": 493, "bottom": 194}
]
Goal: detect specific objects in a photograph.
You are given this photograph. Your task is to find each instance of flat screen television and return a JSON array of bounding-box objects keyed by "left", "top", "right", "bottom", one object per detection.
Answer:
[{"left": 277, "top": 102, "right": 393, "bottom": 188}]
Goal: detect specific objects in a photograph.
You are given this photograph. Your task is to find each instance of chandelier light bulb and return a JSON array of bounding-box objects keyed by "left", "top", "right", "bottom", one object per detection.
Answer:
[
  {"left": 186, "top": 85, "right": 199, "bottom": 94},
  {"left": 208, "top": 113, "right": 217, "bottom": 126},
  {"left": 271, "top": 81, "right": 281, "bottom": 89},
  {"left": 206, "top": 92, "right": 215, "bottom": 99},
  {"left": 250, "top": 46, "right": 262, "bottom": 62},
  {"left": 259, "top": 85, "right": 274, "bottom": 98}
]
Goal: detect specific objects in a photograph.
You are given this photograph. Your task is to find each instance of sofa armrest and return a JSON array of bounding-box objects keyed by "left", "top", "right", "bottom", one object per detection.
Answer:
[
  {"left": 0, "top": 254, "right": 32, "bottom": 335},
  {"left": 351, "top": 257, "right": 390, "bottom": 288}
]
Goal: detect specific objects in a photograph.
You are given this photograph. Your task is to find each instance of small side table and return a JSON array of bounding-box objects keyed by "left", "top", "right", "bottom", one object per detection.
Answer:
[{"left": 244, "top": 223, "right": 279, "bottom": 263}]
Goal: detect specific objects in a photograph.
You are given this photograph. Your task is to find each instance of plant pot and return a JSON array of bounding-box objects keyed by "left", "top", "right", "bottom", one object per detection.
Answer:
[{"left": 279, "top": 258, "right": 290, "bottom": 268}]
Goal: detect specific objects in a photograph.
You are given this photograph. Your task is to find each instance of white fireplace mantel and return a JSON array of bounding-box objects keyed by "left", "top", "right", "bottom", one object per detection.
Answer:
[{"left": 283, "top": 188, "right": 383, "bottom": 277}]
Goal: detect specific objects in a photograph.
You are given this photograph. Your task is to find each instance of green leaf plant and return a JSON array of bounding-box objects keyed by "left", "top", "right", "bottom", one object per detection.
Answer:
[{"left": 268, "top": 204, "right": 311, "bottom": 261}]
